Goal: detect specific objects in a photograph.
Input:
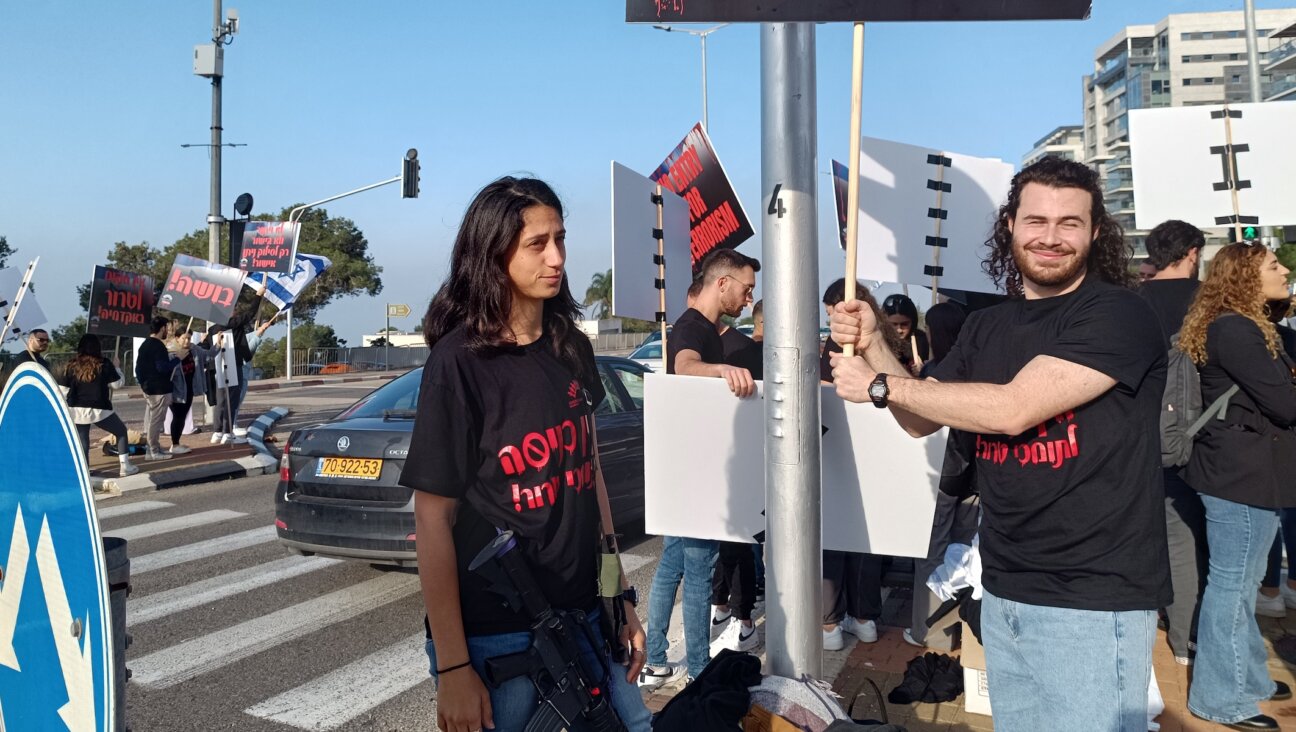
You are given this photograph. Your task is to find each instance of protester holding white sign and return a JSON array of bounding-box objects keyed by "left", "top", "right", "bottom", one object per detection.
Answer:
[{"left": 830, "top": 157, "right": 1170, "bottom": 731}]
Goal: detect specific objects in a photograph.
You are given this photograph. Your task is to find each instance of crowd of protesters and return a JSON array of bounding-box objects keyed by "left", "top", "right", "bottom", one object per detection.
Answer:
[
  {"left": 395, "top": 161, "right": 1294, "bottom": 732},
  {"left": 9, "top": 282, "right": 277, "bottom": 478}
]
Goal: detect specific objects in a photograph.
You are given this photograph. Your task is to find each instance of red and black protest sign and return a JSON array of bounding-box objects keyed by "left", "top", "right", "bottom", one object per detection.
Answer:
[
  {"left": 158, "top": 254, "right": 247, "bottom": 325},
  {"left": 87, "top": 266, "right": 155, "bottom": 338},
  {"left": 237, "top": 221, "right": 299, "bottom": 274},
  {"left": 651, "top": 123, "right": 754, "bottom": 267}
]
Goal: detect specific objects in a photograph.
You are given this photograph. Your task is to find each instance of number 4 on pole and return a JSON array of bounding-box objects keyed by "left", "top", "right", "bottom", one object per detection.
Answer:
[{"left": 768, "top": 183, "right": 786, "bottom": 218}]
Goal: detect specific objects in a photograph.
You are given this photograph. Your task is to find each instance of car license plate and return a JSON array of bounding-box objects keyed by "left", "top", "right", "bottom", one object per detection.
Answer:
[{"left": 315, "top": 457, "right": 383, "bottom": 480}]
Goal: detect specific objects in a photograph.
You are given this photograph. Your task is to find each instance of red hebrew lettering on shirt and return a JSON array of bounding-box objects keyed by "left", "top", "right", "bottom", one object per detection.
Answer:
[
  {"left": 977, "top": 411, "right": 1080, "bottom": 470},
  {"left": 501, "top": 413, "right": 596, "bottom": 513}
]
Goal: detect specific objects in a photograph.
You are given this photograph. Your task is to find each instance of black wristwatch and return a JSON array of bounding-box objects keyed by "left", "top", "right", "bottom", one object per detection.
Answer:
[
  {"left": 868, "top": 373, "right": 889, "bottom": 409},
  {"left": 621, "top": 586, "right": 639, "bottom": 608}
]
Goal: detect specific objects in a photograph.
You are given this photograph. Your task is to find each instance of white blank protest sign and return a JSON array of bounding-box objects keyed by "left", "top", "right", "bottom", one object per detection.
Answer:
[
  {"left": 0, "top": 266, "right": 47, "bottom": 341},
  {"left": 644, "top": 373, "right": 942, "bottom": 557},
  {"left": 846, "top": 137, "right": 1012, "bottom": 296},
  {"left": 611, "top": 162, "right": 691, "bottom": 324},
  {"left": 1130, "top": 103, "right": 1296, "bottom": 230}
]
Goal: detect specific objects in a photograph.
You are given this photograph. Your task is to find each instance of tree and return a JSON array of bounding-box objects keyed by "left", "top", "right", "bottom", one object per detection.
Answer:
[
  {"left": 584, "top": 270, "right": 612, "bottom": 320},
  {"left": 0, "top": 235, "right": 13, "bottom": 270},
  {"left": 50, "top": 316, "right": 88, "bottom": 353},
  {"left": 1278, "top": 242, "right": 1296, "bottom": 283}
]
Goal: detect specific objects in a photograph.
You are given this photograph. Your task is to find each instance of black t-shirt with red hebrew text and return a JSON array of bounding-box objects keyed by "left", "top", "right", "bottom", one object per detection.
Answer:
[
  {"left": 930, "top": 276, "right": 1171, "bottom": 611},
  {"left": 399, "top": 326, "right": 606, "bottom": 636},
  {"left": 668, "top": 307, "right": 723, "bottom": 374}
]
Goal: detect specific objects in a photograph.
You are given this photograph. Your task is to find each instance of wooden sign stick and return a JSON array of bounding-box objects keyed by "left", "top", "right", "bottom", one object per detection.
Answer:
[
  {"left": 842, "top": 21, "right": 865, "bottom": 358},
  {"left": 1221, "top": 105, "right": 1244, "bottom": 243},
  {"left": 654, "top": 184, "right": 668, "bottom": 357},
  {"left": 929, "top": 157, "right": 947, "bottom": 307}
]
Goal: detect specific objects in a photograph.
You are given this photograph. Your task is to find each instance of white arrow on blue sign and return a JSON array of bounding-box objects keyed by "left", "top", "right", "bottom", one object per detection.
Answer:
[{"left": 0, "top": 363, "right": 114, "bottom": 731}]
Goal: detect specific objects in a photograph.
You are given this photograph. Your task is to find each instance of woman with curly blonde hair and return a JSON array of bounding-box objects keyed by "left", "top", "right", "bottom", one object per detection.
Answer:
[{"left": 1181, "top": 243, "right": 1296, "bottom": 730}]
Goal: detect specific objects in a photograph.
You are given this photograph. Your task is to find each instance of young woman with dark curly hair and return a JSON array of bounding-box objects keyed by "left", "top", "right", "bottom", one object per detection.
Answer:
[{"left": 1181, "top": 243, "right": 1296, "bottom": 731}]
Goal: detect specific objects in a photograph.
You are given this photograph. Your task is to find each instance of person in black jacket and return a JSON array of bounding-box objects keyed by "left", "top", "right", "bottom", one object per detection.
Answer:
[
  {"left": 134, "top": 316, "right": 181, "bottom": 461},
  {"left": 13, "top": 329, "right": 51, "bottom": 369},
  {"left": 1180, "top": 243, "right": 1296, "bottom": 730},
  {"left": 59, "top": 335, "right": 138, "bottom": 477},
  {"left": 1258, "top": 296, "right": 1296, "bottom": 618}
]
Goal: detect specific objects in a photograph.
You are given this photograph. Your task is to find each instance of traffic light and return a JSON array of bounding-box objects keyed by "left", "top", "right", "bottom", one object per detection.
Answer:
[
  {"left": 401, "top": 148, "right": 420, "bottom": 199},
  {"left": 1243, "top": 225, "right": 1258, "bottom": 241}
]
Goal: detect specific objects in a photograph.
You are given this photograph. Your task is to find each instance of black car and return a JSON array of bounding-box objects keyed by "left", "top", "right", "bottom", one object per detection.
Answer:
[{"left": 274, "top": 356, "right": 650, "bottom": 566}]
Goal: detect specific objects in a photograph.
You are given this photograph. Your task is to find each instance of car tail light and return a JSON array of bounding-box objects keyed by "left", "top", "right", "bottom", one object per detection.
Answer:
[
  {"left": 275, "top": 518, "right": 287, "bottom": 530},
  {"left": 279, "top": 442, "right": 291, "bottom": 482},
  {"left": 405, "top": 532, "right": 417, "bottom": 542}
]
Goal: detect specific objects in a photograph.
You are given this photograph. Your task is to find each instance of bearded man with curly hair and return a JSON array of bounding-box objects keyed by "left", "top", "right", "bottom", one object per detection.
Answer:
[{"left": 828, "top": 156, "right": 1171, "bottom": 731}]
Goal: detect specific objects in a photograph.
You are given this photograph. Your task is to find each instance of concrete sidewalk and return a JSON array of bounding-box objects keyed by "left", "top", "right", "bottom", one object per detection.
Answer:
[{"left": 87, "top": 413, "right": 283, "bottom": 497}]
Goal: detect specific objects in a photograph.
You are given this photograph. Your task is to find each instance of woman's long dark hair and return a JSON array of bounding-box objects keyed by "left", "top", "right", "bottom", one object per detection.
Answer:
[
  {"left": 422, "top": 176, "right": 593, "bottom": 385},
  {"left": 983, "top": 156, "right": 1132, "bottom": 298},
  {"left": 67, "top": 334, "right": 104, "bottom": 384}
]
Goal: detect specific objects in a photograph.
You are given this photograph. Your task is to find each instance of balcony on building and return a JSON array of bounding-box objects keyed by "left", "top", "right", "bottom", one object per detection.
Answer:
[{"left": 1267, "top": 21, "right": 1296, "bottom": 100}]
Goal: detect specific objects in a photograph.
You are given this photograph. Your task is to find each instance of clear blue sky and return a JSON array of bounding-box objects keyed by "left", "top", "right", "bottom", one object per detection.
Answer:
[{"left": 1, "top": 1, "right": 1288, "bottom": 346}]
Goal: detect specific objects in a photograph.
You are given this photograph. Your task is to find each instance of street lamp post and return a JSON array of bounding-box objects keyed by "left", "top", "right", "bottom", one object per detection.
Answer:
[{"left": 652, "top": 23, "right": 729, "bottom": 130}]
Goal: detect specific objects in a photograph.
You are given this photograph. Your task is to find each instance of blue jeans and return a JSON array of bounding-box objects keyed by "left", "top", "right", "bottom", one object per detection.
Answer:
[
  {"left": 981, "top": 588, "right": 1155, "bottom": 731},
  {"left": 425, "top": 607, "right": 651, "bottom": 732},
  {"left": 1188, "top": 494, "right": 1279, "bottom": 724},
  {"left": 645, "top": 536, "right": 717, "bottom": 678}
]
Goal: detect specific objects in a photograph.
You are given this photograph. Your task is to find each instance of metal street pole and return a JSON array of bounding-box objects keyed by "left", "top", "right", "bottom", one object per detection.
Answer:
[
  {"left": 1243, "top": 0, "right": 1274, "bottom": 246},
  {"left": 207, "top": 0, "right": 225, "bottom": 265},
  {"left": 760, "top": 21, "right": 822, "bottom": 679},
  {"left": 1244, "top": 0, "right": 1263, "bottom": 103},
  {"left": 385, "top": 305, "right": 391, "bottom": 370},
  {"left": 701, "top": 32, "right": 709, "bottom": 130}
]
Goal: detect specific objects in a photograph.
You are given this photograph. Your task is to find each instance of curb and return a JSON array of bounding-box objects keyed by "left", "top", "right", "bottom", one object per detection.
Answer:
[
  {"left": 100, "top": 453, "right": 278, "bottom": 494},
  {"left": 248, "top": 407, "right": 291, "bottom": 457}
]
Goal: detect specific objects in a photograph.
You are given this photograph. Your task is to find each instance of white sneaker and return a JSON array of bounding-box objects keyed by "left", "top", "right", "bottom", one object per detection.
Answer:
[
  {"left": 902, "top": 628, "right": 924, "bottom": 648},
  {"left": 823, "top": 625, "right": 844, "bottom": 652},
  {"left": 637, "top": 664, "right": 686, "bottom": 691},
  {"left": 211, "top": 432, "right": 224, "bottom": 444},
  {"left": 233, "top": 427, "right": 249, "bottom": 437},
  {"left": 118, "top": 460, "right": 140, "bottom": 477},
  {"left": 169, "top": 445, "right": 192, "bottom": 455},
  {"left": 711, "top": 605, "right": 733, "bottom": 631},
  {"left": 228, "top": 435, "right": 248, "bottom": 444},
  {"left": 840, "top": 616, "right": 878, "bottom": 644},
  {"left": 219, "top": 433, "right": 232, "bottom": 445},
  {"left": 1282, "top": 583, "right": 1296, "bottom": 609},
  {"left": 1257, "top": 590, "right": 1286, "bottom": 618},
  {"left": 711, "top": 618, "right": 759, "bottom": 655},
  {"left": 145, "top": 450, "right": 173, "bottom": 462}
]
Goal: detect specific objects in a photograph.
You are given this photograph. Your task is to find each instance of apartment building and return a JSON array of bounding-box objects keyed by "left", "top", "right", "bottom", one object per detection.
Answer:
[
  {"left": 1021, "top": 125, "right": 1085, "bottom": 168},
  {"left": 1081, "top": 8, "right": 1296, "bottom": 252}
]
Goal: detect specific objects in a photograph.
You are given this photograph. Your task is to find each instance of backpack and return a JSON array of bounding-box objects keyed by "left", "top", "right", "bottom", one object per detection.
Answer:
[{"left": 1161, "top": 333, "right": 1239, "bottom": 468}]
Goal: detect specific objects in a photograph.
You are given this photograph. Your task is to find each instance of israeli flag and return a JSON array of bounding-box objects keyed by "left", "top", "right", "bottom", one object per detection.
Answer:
[{"left": 250, "top": 253, "right": 332, "bottom": 313}]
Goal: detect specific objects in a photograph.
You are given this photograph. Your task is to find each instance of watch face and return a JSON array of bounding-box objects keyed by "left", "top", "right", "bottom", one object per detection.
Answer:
[{"left": 869, "top": 383, "right": 886, "bottom": 399}]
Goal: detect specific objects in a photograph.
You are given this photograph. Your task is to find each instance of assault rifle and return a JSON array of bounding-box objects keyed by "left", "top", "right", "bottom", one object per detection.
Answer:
[{"left": 469, "top": 531, "right": 627, "bottom": 732}]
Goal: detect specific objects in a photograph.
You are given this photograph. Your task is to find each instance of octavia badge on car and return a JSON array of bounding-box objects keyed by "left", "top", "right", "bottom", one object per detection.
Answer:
[{"left": 337, "top": 436, "right": 351, "bottom": 452}]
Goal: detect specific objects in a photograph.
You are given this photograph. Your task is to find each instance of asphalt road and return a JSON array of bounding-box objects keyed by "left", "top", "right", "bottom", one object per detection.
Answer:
[{"left": 107, "top": 472, "right": 670, "bottom": 731}]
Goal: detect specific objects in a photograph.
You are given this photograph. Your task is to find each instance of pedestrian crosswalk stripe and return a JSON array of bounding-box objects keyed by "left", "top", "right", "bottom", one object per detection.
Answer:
[
  {"left": 130, "top": 526, "right": 277, "bottom": 575},
  {"left": 131, "top": 572, "right": 420, "bottom": 689},
  {"left": 108, "top": 509, "right": 246, "bottom": 542},
  {"left": 243, "top": 633, "right": 428, "bottom": 730},
  {"left": 621, "top": 552, "right": 651, "bottom": 575},
  {"left": 129, "top": 555, "right": 341, "bottom": 625},
  {"left": 97, "top": 500, "right": 175, "bottom": 520}
]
